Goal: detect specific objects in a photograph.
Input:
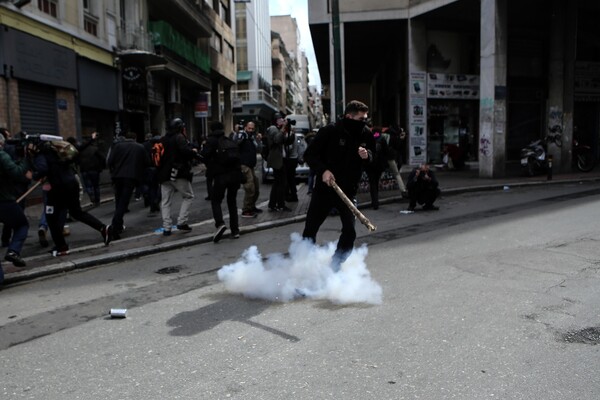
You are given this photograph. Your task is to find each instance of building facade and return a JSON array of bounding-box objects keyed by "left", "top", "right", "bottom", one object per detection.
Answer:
[
  {"left": 0, "top": 0, "right": 236, "bottom": 147},
  {"left": 308, "top": 0, "right": 600, "bottom": 177},
  {"left": 233, "top": 0, "right": 278, "bottom": 133}
]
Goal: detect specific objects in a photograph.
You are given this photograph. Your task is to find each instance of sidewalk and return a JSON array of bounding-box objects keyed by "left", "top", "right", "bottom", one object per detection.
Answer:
[{"left": 3, "top": 165, "right": 600, "bottom": 285}]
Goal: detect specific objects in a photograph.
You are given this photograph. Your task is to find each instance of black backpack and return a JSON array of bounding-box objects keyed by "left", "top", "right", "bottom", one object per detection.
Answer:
[{"left": 216, "top": 135, "right": 240, "bottom": 166}]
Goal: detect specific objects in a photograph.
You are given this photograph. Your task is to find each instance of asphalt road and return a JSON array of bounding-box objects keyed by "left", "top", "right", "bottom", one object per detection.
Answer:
[{"left": 1, "top": 182, "right": 600, "bottom": 399}]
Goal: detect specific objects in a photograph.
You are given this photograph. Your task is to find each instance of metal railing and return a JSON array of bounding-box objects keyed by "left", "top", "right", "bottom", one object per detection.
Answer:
[{"left": 117, "top": 25, "right": 154, "bottom": 52}]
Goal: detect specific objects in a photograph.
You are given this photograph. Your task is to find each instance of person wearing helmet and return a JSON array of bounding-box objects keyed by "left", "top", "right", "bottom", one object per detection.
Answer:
[{"left": 156, "top": 118, "right": 198, "bottom": 236}]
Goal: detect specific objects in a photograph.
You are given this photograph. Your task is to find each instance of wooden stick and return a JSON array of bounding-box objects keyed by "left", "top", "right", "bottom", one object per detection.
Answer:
[
  {"left": 331, "top": 181, "right": 377, "bottom": 232},
  {"left": 16, "top": 179, "right": 42, "bottom": 204}
]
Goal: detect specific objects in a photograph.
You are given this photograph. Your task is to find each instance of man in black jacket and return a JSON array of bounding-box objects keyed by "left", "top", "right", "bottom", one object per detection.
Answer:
[
  {"left": 107, "top": 131, "right": 148, "bottom": 239},
  {"left": 235, "top": 120, "right": 262, "bottom": 218},
  {"left": 302, "top": 100, "right": 375, "bottom": 271},
  {"left": 200, "top": 121, "right": 242, "bottom": 242},
  {"left": 405, "top": 163, "right": 440, "bottom": 211},
  {"left": 156, "top": 118, "right": 197, "bottom": 236}
]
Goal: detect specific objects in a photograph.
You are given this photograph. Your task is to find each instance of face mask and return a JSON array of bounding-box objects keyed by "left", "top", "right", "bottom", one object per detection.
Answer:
[{"left": 342, "top": 118, "right": 366, "bottom": 132}]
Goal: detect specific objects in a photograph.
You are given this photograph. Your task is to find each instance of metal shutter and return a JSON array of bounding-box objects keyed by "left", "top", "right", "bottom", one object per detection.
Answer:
[{"left": 19, "top": 81, "right": 58, "bottom": 135}]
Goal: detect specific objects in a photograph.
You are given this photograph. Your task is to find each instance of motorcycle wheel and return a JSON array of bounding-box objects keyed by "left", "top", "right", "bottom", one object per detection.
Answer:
[{"left": 576, "top": 150, "right": 595, "bottom": 172}]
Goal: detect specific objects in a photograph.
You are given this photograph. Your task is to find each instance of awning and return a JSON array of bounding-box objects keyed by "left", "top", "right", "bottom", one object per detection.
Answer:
[{"left": 237, "top": 70, "right": 253, "bottom": 82}]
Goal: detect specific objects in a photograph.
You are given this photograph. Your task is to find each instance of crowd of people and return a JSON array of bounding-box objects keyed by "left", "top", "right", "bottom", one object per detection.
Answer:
[{"left": 0, "top": 101, "right": 447, "bottom": 281}]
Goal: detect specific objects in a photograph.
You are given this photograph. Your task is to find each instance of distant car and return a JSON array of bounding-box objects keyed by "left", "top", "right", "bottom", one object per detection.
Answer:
[{"left": 262, "top": 132, "right": 309, "bottom": 183}]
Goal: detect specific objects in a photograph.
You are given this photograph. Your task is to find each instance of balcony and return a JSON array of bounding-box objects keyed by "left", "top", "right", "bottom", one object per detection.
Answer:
[
  {"left": 149, "top": 20, "right": 210, "bottom": 73},
  {"left": 116, "top": 25, "right": 166, "bottom": 67},
  {"left": 229, "top": 89, "right": 279, "bottom": 109}
]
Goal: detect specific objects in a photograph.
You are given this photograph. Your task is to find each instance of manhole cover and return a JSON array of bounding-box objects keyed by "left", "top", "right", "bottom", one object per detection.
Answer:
[
  {"left": 156, "top": 265, "right": 184, "bottom": 275},
  {"left": 561, "top": 327, "right": 600, "bottom": 345}
]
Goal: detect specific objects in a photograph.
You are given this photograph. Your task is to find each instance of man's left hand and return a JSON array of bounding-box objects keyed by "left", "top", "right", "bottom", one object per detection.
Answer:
[{"left": 358, "top": 146, "right": 368, "bottom": 159}]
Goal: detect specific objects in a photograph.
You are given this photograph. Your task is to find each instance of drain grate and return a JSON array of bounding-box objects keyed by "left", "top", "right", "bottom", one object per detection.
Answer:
[
  {"left": 561, "top": 327, "right": 600, "bottom": 345},
  {"left": 156, "top": 265, "right": 184, "bottom": 275}
]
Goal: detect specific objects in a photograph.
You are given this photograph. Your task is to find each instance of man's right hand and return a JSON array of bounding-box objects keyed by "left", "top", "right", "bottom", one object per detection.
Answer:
[{"left": 322, "top": 170, "right": 335, "bottom": 186}]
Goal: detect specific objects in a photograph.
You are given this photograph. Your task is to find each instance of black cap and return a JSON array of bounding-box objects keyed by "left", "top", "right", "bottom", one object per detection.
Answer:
[{"left": 273, "top": 112, "right": 285, "bottom": 121}]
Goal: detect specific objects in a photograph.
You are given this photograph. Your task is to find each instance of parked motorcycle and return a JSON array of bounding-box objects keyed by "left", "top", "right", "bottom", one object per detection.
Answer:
[
  {"left": 520, "top": 126, "right": 563, "bottom": 176},
  {"left": 572, "top": 139, "right": 595, "bottom": 172},
  {"left": 520, "top": 138, "right": 548, "bottom": 176}
]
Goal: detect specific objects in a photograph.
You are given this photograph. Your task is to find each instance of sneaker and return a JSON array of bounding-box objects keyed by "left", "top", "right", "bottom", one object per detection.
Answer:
[
  {"left": 101, "top": 224, "right": 113, "bottom": 246},
  {"left": 407, "top": 205, "right": 416, "bottom": 212},
  {"left": 38, "top": 228, "right": 49, "bottom": 247},
  {"left": 253, "top": 207, "right": 263, "bottom": 214},
  {"left": 268, "top": 207, "right": 280, "bottom": 212},
  {"left": 5, "top": 250, "right": 26, "bottom": 267},
  {"left": 280, "top": 206, "right": 292, "bottom": 212},
  {"left": 422, "top": 204, "right": 439, "bottom": 211},
  {"left": 50, "top": 247, "right": 70, "bottom": 257},
  {"left": 232, "top": 231, "right": 240, "bottom": 239},
  {"left": 177, "top": 224, "right": 192, "bottom": 232},
  {"left": 241, "top": 211, "right": 257, "bottom": 218},
  {"left": 213, "top": 224, "right": 227, "bottom": 243},
  {"left": 163, "top": 229, "right": 172, "bottom": 237}
]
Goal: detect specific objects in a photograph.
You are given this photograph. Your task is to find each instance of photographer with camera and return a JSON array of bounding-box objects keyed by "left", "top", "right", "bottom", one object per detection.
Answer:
[
  {"left": 266, "top": 112, "right": 294, "bottom": 212},
  {"left": 283, "top": 117, "right": 300, "bottom": 202},
  {"left": 405, "top": 163, "right": 440, "bottom": 211},
  {"left": 235, "top": 120, "right": 263, "bottom": 218}
]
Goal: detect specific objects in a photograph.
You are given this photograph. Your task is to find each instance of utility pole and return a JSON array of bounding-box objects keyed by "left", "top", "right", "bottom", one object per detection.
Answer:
[{"left": 331, "top": 0, "right": 343, "bottom": 120}]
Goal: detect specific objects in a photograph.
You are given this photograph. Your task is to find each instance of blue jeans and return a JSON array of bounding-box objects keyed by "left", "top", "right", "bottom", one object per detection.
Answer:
[{"left": 0, "top": 201, "right": 29, "bottom": 256}]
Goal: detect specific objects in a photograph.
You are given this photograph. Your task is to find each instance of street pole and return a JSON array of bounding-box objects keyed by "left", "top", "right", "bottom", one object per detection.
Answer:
[{"left": 332, "top": 0, "right": 343, "bottom": 120}]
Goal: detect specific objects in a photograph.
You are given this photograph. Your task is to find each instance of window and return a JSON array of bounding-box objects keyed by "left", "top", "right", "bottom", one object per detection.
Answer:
[
  {"left": 82, "top": 0, "right": 89, "bottom": 10},
  {"left": 212, "top": 31, "right": 222, "bottom": 53},
  {"left": 84, "top": 16, "right": 98, "bottom": 36},
  {"left": 38, "top": 0, "right": 58, "bottom": 17},
  {"left": 225, "top": 41, "right": 234, "bottom": 62}
]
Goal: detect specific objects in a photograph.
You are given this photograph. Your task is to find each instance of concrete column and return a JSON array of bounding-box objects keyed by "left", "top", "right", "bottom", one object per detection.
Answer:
[
  {"left": 560, "top": 1, "right": 577, "bottom": 172},
  {"left": 479, "top": 0, "right": 507, "bottom": 178},
  {"left": 211, "top": 80, "right": 221, "bottom": 123},
  {"left": 329, "top": 21, "right": 345, "bottom": 119},
  {"left": 547, "top": 0, "right": 567, "bottom": 171},
  {"left": 223, "top": 83, "right": 233, "bottom": 134}
]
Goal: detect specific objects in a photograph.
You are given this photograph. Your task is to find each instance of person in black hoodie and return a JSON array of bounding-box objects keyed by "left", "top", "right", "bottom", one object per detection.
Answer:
[
  {"left": 302, "top": 100, "right": 375, "bottom": 271},
  {"left": 156, "top": 118, "right": 197, "bottom": 236},
  {"left": 200, "top": 121, "right": 242, "bottom": 243},
  {"left": 32, "top": 137, "right": 112, "bottom": 256},
  {"left": 106, "top": 131, "right": 149, "bottom": 239},
  {"left": 405, "top": 163, "right": 440, "bottom": 211}
]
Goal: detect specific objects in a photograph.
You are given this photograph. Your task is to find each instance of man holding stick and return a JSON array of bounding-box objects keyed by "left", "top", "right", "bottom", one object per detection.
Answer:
[{"left": 302, "top": 100, "right": 375, "bottom": 271}]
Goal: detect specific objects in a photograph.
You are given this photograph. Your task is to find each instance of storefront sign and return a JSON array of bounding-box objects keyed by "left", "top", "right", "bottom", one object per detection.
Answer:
[
  {"left": 427, "top": 73, "right": 479, "bottom": 99},
  {"left": 194, "top": 92, "right": 209, "bottom": 118},
  {"left": 575, "top": 62, "right": 600, "bottom": 102}
]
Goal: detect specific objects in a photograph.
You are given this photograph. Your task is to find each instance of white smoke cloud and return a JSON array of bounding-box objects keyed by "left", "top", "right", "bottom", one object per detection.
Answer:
[{"left": 217, "top": 233, "right": 383, "bottom": 305}]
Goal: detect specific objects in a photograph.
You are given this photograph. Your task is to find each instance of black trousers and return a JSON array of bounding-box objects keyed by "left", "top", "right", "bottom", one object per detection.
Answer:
[
  {"left": 268, "top": 166, "right": 287, "bottom": 209},
  {"left": 46, "top": 181, "right": 105, "bottom": 249},
  {"left": 112, "top": 177, "right": 137, "bottom": 233},
  {"left": 284, "top": 158, "right": 298, "bottom": 200},
  {"left": 302, "top": 183, "right": 356, "bottom": 257},
  {"left": 408, "top": 186, "right": 440, "bottom": 208},
  {"left": 211, "top": 170, "right": 241, "bottom": 234}
]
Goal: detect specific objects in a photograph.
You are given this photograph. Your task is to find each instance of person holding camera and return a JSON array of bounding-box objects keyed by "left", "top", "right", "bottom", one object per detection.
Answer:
[
  {"left": 235, "top": 120, "right": 262, "bottom": 218},
  {"left": 266, "top": 112, "right": 294, "bottom": 212},
  {"left": 0, "top": 132, "right": 32, "bottom": 269},
  {"left": 156, "top": 118, "right": 197, "bottom": 236},
  {"left": 283, "top": 119, "right": 300, "bottom": 202},
  {"left": 405, "top": 163, "right": 440, "bottom": 211}
]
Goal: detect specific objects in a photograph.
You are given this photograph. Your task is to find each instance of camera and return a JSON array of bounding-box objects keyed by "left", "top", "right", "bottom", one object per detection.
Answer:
[{"left": 286, "top": 118, "right": 296, "bottom": 126}]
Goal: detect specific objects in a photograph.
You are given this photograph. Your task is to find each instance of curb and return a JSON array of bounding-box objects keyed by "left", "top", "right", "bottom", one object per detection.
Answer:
[{"left": 3, "top": 175, "right": 600, "bottom": 286}]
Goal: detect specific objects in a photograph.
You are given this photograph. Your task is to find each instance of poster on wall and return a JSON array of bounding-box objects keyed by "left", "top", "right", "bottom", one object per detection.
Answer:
[{"left": 409, "top": 71, "right": 427, "bottom": 165}]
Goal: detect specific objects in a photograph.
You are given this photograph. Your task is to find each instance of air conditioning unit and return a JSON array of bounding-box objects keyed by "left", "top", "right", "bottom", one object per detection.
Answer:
[{"left": 168, "top": 79, "right": 180, "bottom": 103}]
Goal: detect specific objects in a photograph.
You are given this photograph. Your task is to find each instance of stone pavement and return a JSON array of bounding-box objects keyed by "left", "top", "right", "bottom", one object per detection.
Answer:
[{"left": 3, "top": 164, "right": 600, "bottom": 285}]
